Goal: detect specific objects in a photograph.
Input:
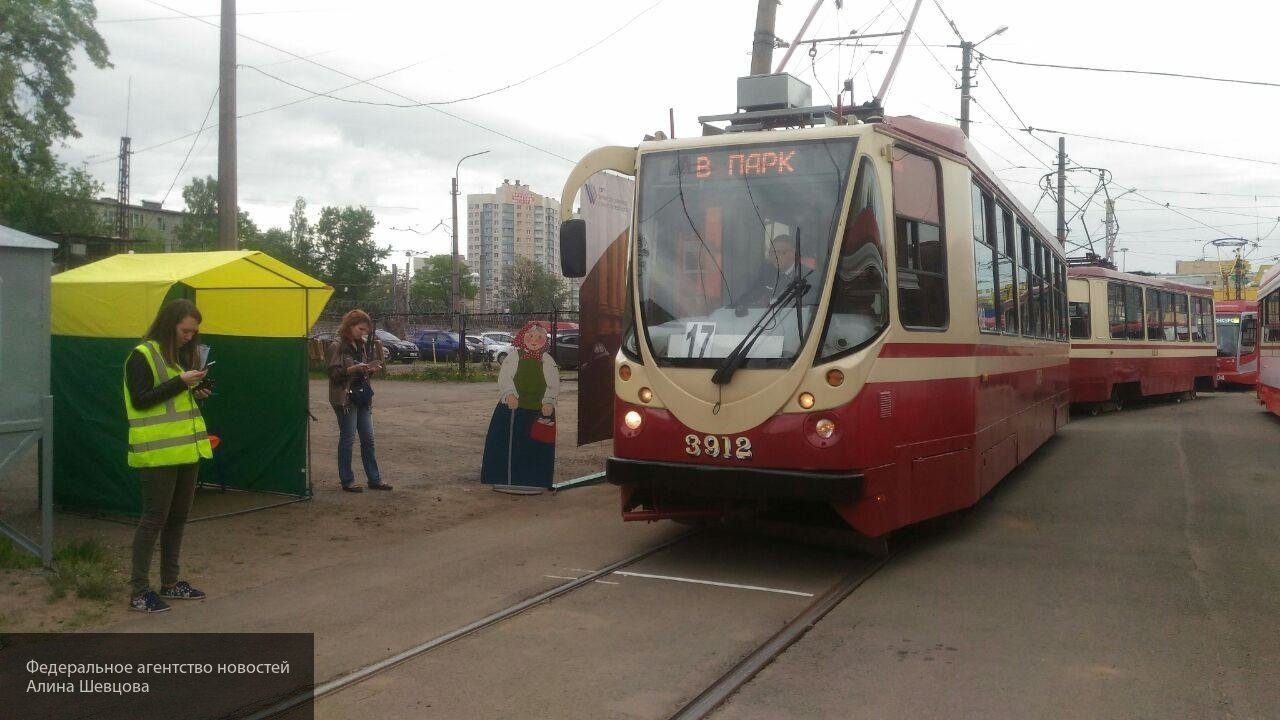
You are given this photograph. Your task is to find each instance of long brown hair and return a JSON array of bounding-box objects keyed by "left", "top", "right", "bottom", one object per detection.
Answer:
[
  {"left": 145, "top": 299, "right": 203, "bottom": 368},
  {"left": 337, "top": 309, "right": 373, "bottom": 345}
]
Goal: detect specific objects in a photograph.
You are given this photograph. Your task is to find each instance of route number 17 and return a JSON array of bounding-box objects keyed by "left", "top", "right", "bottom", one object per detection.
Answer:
[{"left": 684, "top": 322, "right": 716, "bottom": 358}]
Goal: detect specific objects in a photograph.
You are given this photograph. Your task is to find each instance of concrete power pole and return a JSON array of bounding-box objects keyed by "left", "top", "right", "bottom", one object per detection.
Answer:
[
  {"left": 1056, "top": 137, "right": 1067, "bottom": 245},
  {"left": 217, "top": 0, "right": 238, "bottom": 250},
  {"left": 959, "top": 41, "right": 973, "bottom": 137},
  {"left": 116, "top": 137, "right": 131, "bottom": 240},
  {"left": 1103, "top": 198, "right": 1116, "bottom": 264},
  {"left": 750, "top": 0, "right": 779, "bottom": 75}
]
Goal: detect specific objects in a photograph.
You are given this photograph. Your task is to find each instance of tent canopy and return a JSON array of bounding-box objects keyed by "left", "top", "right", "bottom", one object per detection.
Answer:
[
  {"left": 50, "top": 251, "right": 331, "bottom": 515},
  {"left": 52, "top": 250, "right": 331, "bottom": 338}
]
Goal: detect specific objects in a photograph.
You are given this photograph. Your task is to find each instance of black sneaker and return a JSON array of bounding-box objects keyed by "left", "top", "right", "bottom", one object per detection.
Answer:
[
  {"left": 341, "top": 484, "right": 363, "bottom": 493},
  {"left": 129, "top": 591, "right": 171, "bottom": 613},
  {"left": 367, "top": 482, "right": 393, "bottom": 491},
  {"left": 160, "top": 581, "right": 207, "bottom": 600}
]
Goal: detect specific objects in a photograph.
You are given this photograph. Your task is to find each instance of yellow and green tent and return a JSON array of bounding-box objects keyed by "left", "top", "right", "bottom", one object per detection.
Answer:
[{"left": 50, "top": 251, "right": 332, "bottom": 514}]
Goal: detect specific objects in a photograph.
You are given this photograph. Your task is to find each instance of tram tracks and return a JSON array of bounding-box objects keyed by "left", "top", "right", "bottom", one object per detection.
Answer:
[
  {"left": 247, "top": 530, "right": 697, "bottom": 719},
  {"left": 250, "top": 528, "right": 896, "bottom": 719}
]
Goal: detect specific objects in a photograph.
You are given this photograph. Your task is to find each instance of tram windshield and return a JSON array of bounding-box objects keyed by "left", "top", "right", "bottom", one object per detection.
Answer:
[
  {"left": 634, "top": 138, "right": 857, "bottom": 367},
  {"left": 1216, "top": 316, "right": 1240, "bottom": 357}
]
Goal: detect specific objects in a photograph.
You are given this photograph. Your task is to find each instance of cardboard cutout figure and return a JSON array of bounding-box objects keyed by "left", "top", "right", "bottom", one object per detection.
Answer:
[{"left": 481, "top": 321, "right": 559, "bottom": 492}]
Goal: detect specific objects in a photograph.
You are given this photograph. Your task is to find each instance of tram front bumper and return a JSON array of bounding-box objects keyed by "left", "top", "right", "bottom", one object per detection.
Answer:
[{"left": 606, "top": 456, "right": 862, "bottom": 502}]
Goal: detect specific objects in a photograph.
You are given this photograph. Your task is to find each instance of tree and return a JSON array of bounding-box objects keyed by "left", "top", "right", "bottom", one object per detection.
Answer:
[
  {"left": 175, "top": 175, "right": 258, "bottom": 250},
  {"left": 1, "top": 0, "right": 111, "bottom": 175},
  {"left": 0, "top": 0, "right": 111, "bottom": 235},
  {"left": 506, "top": 256, "right": 569, "bottom": 313},
  {"left": 409, "top": 254, "right": 477, "bottom": 312},
  {"left": 314, "top": 205, "right": 389, "bottom": 298}
]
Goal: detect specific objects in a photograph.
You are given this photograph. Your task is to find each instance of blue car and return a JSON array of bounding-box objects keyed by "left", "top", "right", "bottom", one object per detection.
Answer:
[{"left": 411, "top": 330, "right": 466, "bottom": 362}]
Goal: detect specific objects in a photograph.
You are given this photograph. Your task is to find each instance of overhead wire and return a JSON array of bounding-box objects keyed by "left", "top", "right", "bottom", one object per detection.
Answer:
[
  {"left": 977, "top": 53, "right": 1280, "bottom": 89},
  {"left": 160, "top": 88, "right": 218, "bottom": 207}
]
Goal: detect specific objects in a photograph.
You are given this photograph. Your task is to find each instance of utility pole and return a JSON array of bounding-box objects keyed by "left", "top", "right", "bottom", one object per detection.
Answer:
[
  {"left": 750, "top": 0, "right": 779, "bottom": 75},
  {"left": 217, "top": 0, "right": 238, "bottom": 250},
  {"left": 116, "top": 137, "right": 131, "bottom": 241},
  {"left": 1103, "top": 198, "right": 1116, "bottom": 264},
  {"left": 1234, "top": 251, "right": 1245, "bottom": 299},
  {"left": 959, "top": 41, "right": 973, "bottom": 137},
  {"left": 452, "top": 150, "right": 489, "bottom": 328},
  {"left": 1056, "top": 137, "right": 1066, "bottom": 244}
]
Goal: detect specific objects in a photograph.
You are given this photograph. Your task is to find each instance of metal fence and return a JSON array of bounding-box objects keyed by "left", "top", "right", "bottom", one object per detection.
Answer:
[{"left": 310, "top": 308, "right": 581, "bottom": 373}]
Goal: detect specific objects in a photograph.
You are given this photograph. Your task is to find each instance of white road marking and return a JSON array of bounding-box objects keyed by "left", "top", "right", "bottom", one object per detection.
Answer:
[
  {"left": 544, "top": 574, "right": 619, "bottom": 585},
  {"left": 611, "top": 571, "right": 814, "bottom": 597}
]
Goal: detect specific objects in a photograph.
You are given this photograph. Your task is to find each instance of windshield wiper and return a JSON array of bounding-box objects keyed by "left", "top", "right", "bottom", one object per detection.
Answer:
[{"left": 711, "top": 272, "right": 811, "bottom": 385}]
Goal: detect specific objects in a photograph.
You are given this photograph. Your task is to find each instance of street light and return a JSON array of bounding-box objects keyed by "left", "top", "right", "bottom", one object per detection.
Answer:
[
  {"left": 452, "top": 150, "right": 489, "bottom": 324},
  {"left": 1118, "top": 247, "right": 1129, "bottom": 272},
  {"left": 955, "top": 24, "right": 1008, "bottom": 137}
]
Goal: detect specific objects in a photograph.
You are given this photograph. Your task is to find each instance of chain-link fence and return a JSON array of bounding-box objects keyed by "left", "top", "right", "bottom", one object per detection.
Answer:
[{"left": 309, "top": 308, "right": 581, "bottom": 373}]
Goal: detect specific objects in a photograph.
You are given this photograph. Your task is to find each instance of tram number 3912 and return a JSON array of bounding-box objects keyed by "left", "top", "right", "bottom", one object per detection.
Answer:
[{"left": 684, "top": 434, "right": 753, "bottom": 460}]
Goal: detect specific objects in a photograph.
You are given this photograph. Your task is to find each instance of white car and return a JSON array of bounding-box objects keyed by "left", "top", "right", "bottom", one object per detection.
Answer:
[{"left": 468, "top": 334, "right": 513, "bottom": 363}]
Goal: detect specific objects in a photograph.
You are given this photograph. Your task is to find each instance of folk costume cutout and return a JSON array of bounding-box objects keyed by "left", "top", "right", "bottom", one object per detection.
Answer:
[{"left": 481, "top": 322, "right": 559, "bottom": 492}]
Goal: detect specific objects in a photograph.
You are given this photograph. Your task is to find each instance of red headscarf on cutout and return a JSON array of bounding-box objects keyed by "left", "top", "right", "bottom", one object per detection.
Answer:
[{"left": 512, "top": 321, "right": 551, "bottom": 361}]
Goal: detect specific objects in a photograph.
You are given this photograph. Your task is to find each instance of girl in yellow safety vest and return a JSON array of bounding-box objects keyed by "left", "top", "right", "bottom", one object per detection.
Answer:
[{"left": 123, "top": 299, "right": 213, "bottom": 613}]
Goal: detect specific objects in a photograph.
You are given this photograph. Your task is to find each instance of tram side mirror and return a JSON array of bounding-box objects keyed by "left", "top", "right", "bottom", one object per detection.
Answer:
[{"left": 561, "top": 219, "right": 587, "bottom": 278}]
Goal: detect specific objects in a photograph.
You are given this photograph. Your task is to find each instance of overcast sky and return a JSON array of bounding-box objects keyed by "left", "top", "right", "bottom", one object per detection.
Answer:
[{"left": 58, "top": 0, "right": 1280, "bottom": 274}]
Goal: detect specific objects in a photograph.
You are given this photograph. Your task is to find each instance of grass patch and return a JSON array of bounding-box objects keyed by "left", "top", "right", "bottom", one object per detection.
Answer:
[
  {"left": 0, "top": 536, "right": 42, "bottom": 570},
  {"left": 48, "top": 538, "right": 119, "bottom": 602}
]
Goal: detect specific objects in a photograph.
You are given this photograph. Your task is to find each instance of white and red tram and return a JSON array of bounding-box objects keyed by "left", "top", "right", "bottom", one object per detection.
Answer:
[
  {"left": 1066, "top": 266, "right": 1216, "bottom": 408},
  {"left": 1257, "top": 266, "right": 1280, "bottom": 416},
  {"left": 1214, "top": 299, "right": 1260, "bottom": 386},
  {"left": 559, "top": 98, "right": 1070, "bottom": 539}
]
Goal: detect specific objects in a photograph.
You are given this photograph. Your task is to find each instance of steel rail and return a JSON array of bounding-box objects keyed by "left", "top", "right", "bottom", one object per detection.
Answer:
[
  {"left": 247, "top": 530, "right": 696, "bottom": 719},
  {"left": 668, "top": 553, "right": 893, "bottom": 720}
]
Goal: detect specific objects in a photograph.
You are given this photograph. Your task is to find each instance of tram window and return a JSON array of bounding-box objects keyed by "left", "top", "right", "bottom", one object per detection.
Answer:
[
  {"left": 1036, "top": 240, "right": 1050, "bottom": 339},
  {"left": 975, "top": 241, "right": 998, "bottom": 333},
  {"left": 998, "top": 206, "right": 1018, "bottom": 334},
  {"left": 1161, "top": 291, "right": 1177, "bottom": 341},
  {"left": 820, "top": 157, "right": 889, "bottom": 359},
  {"left": 894, "top": 149, "right": 947, "bottom": 330},
  {"left": 1174, "top": 293, "right": 1190, "bottom": 341},
  {"left": 971, "top": 184, "right": 989, "bottom": 246},
  {"left": 1057, "top": 260, "right": 1069, "bottom": 341},
  {"left": 1241, "top": 314, "right": 1257, "bottom": 351},
  {"left": 1146, "top": 288, "right": 1163, "bottom": 340},
  {"left": 1108, "top": 283, "right": 1126, "bottom": 339},
  {"left": 1070, "top": 301, "right": 1090, "bottom": 339},
  {"left": 1019, "top": 225, "right": 1034, "bottom": 337},
  {"left": 1265, "top": 293, "right": 1280, "bottom": 342},
  {"left": 1191, "top": 296, "right": 1208, "bottom": 342},
  {"left": 1124, "top": 285, "right": 1144, "bottom": 340}
]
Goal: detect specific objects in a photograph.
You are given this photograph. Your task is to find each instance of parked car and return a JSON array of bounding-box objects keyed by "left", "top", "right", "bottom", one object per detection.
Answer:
[
  {"left": 374, "top": 329, "right": 419, "bottom": 363},
  {"left": 410, "top": 329, "right": 483, "bottom": 362},
  {"left": 480, "top": 330, "right": 514, "bottom": 346},
  {"left": 549, "top": 332, "right": 580, "bottom": 370},
  {"left": 469, "top": 334, "right": 513, "bottom": 363}
]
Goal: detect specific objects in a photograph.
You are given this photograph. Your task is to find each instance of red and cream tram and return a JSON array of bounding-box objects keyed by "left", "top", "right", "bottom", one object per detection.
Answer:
[
  {"left": 1066, "top": 266, "right": 1216, "bottom": 410},
  {"left": 558, "top": 86, "right": 1070, "bottom": 539},
  {"left": 1258, "top": 266, "right": 1280, "bottom": 416},
  {"left": 1214, "top": 299, "right": 1259, "bottom": 386}
]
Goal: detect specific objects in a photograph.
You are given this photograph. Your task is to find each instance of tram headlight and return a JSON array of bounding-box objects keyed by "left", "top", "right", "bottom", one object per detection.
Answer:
[
  {"left": 619, "top": 364, "right": 632, "bottom": 381},
  {"left": 814, "top": 418, "right": 836, "bottom": 439},
  {"left": 798, "top": 392, "right": 816, "bottom": 409},
  {"left": 623, "top": 410, "right": 643, "bottom": 430},
  {"left": 638, "top": 387, "right": 653, "bottom": 404},
  {"left": 826, "top": 369, "right": 844, "bottom": 387}
]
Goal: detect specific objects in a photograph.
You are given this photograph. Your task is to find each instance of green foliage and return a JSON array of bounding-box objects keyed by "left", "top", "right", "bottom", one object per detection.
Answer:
[
  {"left": 0, "top": 0, "right": 111, "bottom": 175},
  {"left": 384, "top": 364, "right": 499, "bottom": 382},
  {"left": 0, "top": 537, "right": 41, "bottom": 570},
  {"left": 48, "top": 537, "right": 116, "bottom": 602},
  {"left": 507, "top": 256, "right": 570, "bottom": 313},
  {"left": 315, "top": 205, "right": 390, "bottom": 298},
  {"left": 175, "top": 175, "right": 260, "bottom": 250},
  {"left": 410, "top": 254, "right": 477, "bottom": 312},
  {"left": 0, "top": 161, "right": 105, "bottom": 235}
]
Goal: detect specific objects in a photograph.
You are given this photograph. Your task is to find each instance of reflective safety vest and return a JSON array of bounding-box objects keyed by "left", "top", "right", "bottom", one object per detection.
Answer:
[{"left": 124, "top": 340, "right": 213, "bottom": 468}]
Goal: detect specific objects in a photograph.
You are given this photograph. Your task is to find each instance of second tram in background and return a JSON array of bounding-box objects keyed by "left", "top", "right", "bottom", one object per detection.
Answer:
[
  {"left": 1258, "top": 267, "right": 1280, "bottom": 416},
  {"left": 1214, "top": 299, "right": 1259, "bottom": 386},
  {"left": 559, "top": 75, "right": 1071, "bottom": 541},
  {"left": 1066, "top": 266, "right": 1216, "bottom": 412}
]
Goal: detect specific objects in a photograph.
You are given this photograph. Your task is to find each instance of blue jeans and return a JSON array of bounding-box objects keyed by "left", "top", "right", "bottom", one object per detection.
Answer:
[{"left": 335, "top": 404, "right": 382, "bottom": 487}]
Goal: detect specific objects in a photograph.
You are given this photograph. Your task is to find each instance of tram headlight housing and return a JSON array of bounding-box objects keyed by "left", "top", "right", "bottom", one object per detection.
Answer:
[
  {"left": 798, "top": 392, "right": 816, "bottom": 409},
  {"left": 619, "top": 364, "right": 632, "bottom": 381},
  {"left": 638, "top": 387, "right": 653, "bottom": 404},
  {"left": 623, "top": 410, "right": 643, "bottom": 431},
  {"left": 815, "top": 418, "right": 836, "bottom": 438}
]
